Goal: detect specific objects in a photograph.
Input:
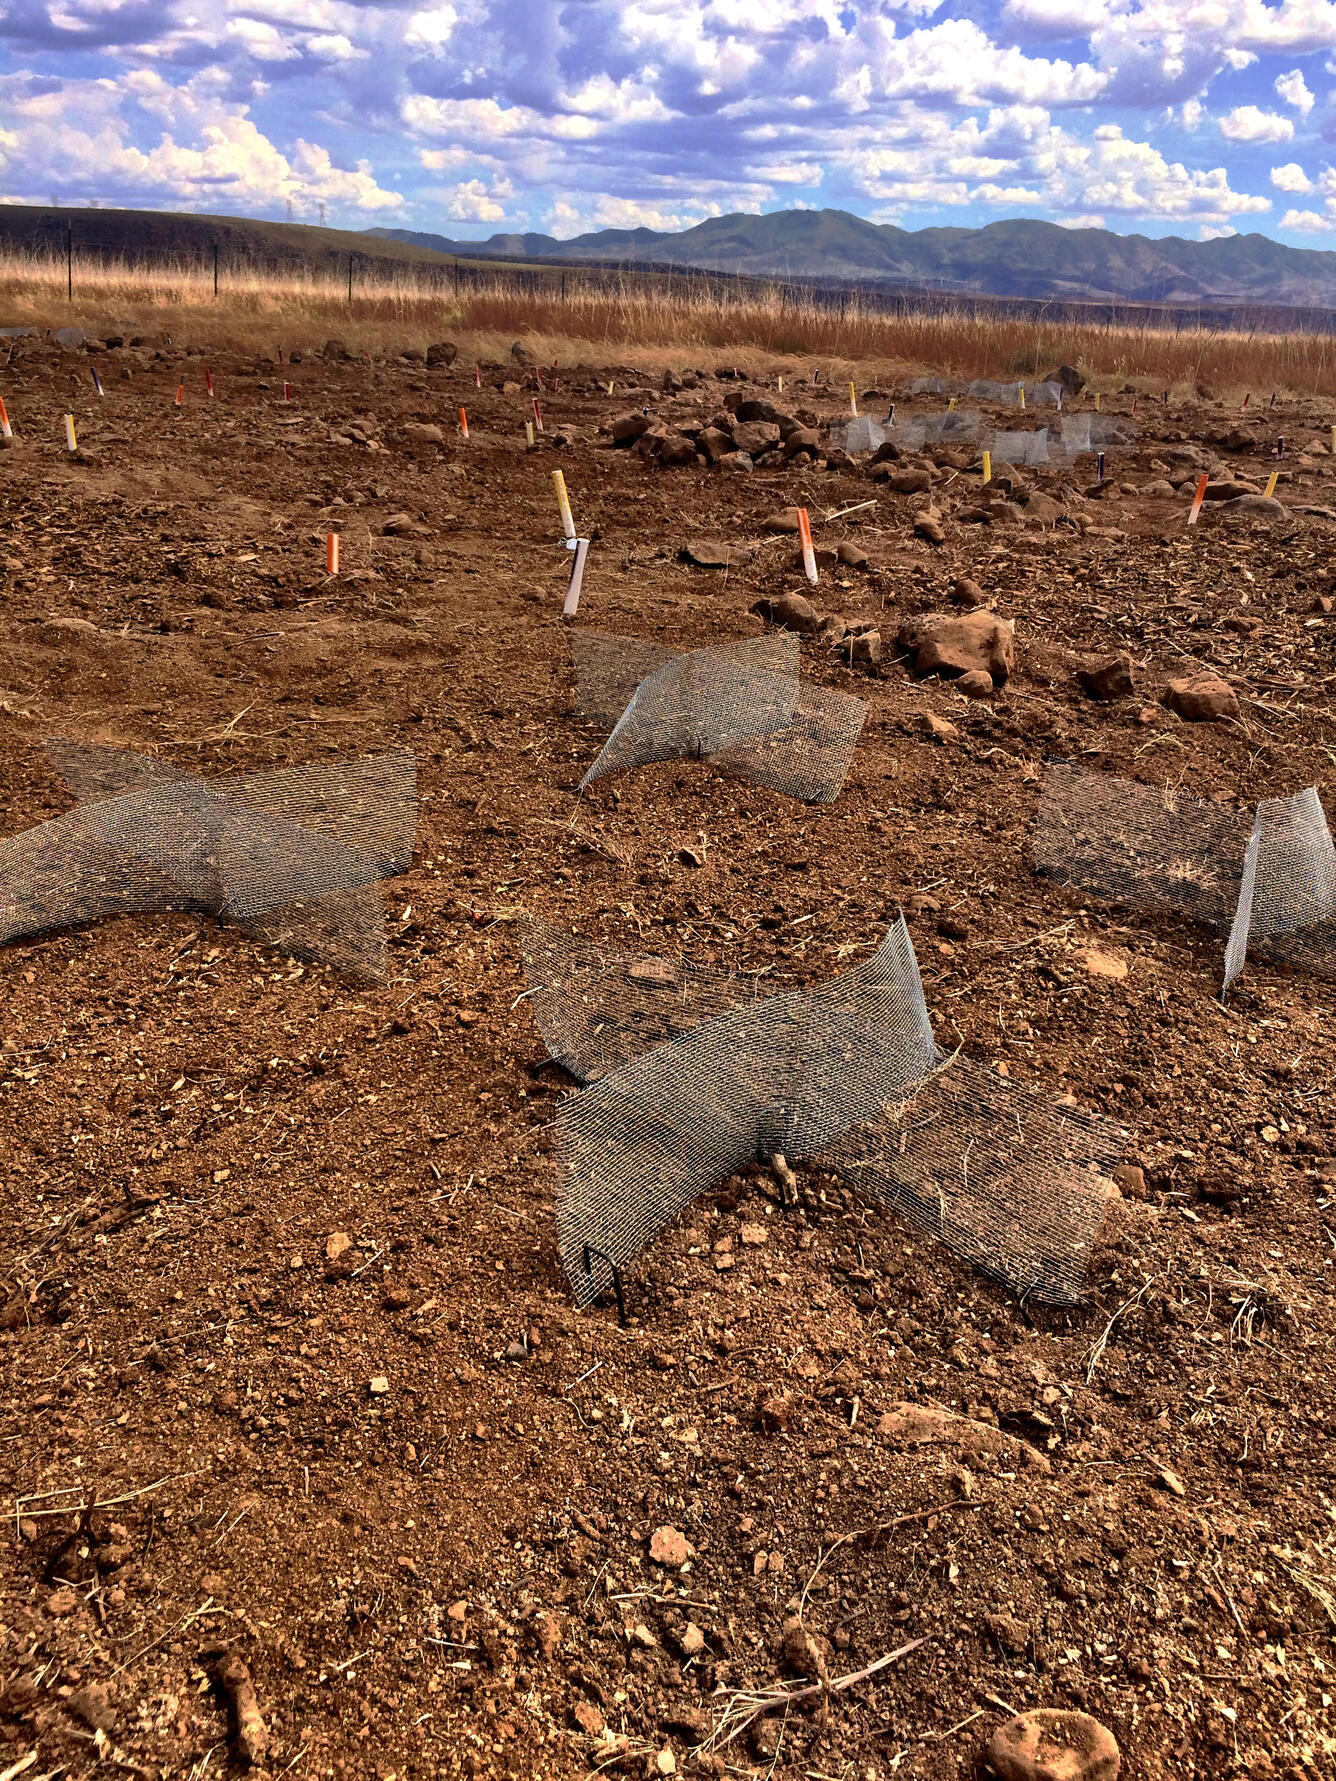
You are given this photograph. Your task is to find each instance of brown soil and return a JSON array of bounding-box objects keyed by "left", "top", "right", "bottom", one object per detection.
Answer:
[{"left": 1, "top": 339, "right": 1334, "bottom": 1781}]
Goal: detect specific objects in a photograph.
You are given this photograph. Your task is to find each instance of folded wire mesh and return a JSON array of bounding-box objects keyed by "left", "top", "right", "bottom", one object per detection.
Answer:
[
  {"left": 570, "top": 632, "right": 866, "bottom": 804},
  {"left": 1034, "top": 762, "right": 1336, "bottom": 989},
  {"left": 986, "top": 430, "right": 1051, "bottom": 468},
  {"left": 523, "top": 916, "right": 1117, "bottom": 1308},
  {"left": 0, "top": 740, "right": 417, "bottom": 979},
  {"left": 891, "top": 410, "right": 984, "bottom": 449}
]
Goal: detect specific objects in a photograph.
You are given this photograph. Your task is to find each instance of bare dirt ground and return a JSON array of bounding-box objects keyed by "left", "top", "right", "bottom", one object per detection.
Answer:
[{"left": 1, "top": 332, "right": 1335, "bottom": 1781}]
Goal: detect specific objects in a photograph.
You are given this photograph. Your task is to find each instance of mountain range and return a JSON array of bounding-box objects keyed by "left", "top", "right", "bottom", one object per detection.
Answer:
[{"left": 372, "top": 209, "right": 1336, "bottom": 308}]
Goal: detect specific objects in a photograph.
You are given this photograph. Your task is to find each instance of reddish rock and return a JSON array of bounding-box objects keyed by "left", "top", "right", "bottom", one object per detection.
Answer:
[
  {"left": 717, "top": 450, "right": 754, "bottom": 473},
  {"left": 914, "top": 514, "right": 946, "bottom": 545},
  {"left": 1163, "top": 673, "right": 1239, "bottom": 723},
  {"left": 762, "top": 507, "right": 801, "bottom": 533},
  {"left": 752, "top": 592, "right": 820, "bottom": 633},
  {"left": 782, "top": 427, "right": 822, "bottom": 458},
  {"left": 648, "top": 1525, "right": 693, "bottom": 1567},
  {"left": 697, "top": 426, "right": 733, "bottom": 463},
  {"left": 956, "top": 669, "right": 994, "bottom": 698},
  {"left": 609, "top": 410, "right": 652, "bottom": 444},
  {"left": 732, "top": 420, "right": 780, "bottom": 457},
  {"left": 1076, "top": 655, "right": 1134, "bottom": 701},
  {"left": 984, "top": 1708, "right": 1120, "bottom": 1781},
  {"left": 656, "top": 434, "right": 697, "bottom": 467},
  {"left": 950, "top": 576, "right": 987, "bottom": 607},
  {"left": 897, "top": 611, "right": 1015, "bottom": 685}
]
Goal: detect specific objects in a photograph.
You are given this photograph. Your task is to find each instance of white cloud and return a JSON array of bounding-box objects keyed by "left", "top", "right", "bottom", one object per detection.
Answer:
[
  {"left": 1219, "top": 104, "right": 1295, "bottom": 142},
  {"left": 1275, "top": 67, "right": 1316, "bottom": 113},
  {"left": 1199, "top": 222, "right": 1237, "bottom": 238},
  {"left": 1281, "top": 206, "right": 1334, "bottom": 229},
  {"left": 1272, "top": 160, "right": 1316, "bottom": 191},
  {"left": 544, "top": 194, "right": 722, "bottom": 233},
  {"left": 436, "top": 177, "right": 510, "bottom": 222},
  {"left": 403, "top": 5, "right": 459, "bottom": 52},
  {"left": 1181, "top": 98, "right": 1204, "bottom": 131}
]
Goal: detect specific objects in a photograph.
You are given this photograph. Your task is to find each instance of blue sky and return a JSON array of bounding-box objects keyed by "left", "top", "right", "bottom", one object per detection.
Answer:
[{"left": 7, "top": 0, "right": 1336, "bottom": 244}]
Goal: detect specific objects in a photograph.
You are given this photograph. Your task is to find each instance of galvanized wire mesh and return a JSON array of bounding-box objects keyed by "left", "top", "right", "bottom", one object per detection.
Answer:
[
  {"left": 836, "top": 416, "right": 888, "bottom": 453},
  {"left": 0, "top": 741, "right": 417, "bottom": 979},
  {"left": 571, "top": 633, "right": 866, "bottom": 804},
  {"left": 967, "top": 380, "right": 1025, "bottom": 406},
  {"left": 893, "top": 410, "right": 984, "bottom": 449},
  {"left": 1026, "top": 381, "right": 1065, "bottom": 408},
  {"left": 536, "top": 919, "right": 1116, "bottom": 1309},
  {"left": 906, "top": 376, "right": 947, "bottom": 395},
  {"left": 1035, "top": 763, "right": 1336, "bottom": 990},
  {"left": 986, "top": 430, "right": 1051, "bottom": 468}
]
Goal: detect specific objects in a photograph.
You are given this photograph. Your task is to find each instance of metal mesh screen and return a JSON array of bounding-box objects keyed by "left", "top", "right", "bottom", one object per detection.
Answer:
[
  {"left": 0, "top": 741, "right": 417, "bottom": 979},
  {"left": 893, "top": 410, "right": 984, "bottom": 449},
  {"left": 967, "top": 380, "right": 1025, "bottom": 406},
  {"left": 1224, "top": 788, "right": 1336, "bottom": 987},
  {"left": 1026, "top": 381, "right": 1064, "bottom": 408},
  {"left": 836, "top": 416, "right": 888, "bottom": 453},
  {"left": 986, "top": 430, "right": 1051, "bottom": 468},
  {"left": 571, "top": 634, "right": 866, "bottom": 804},
  {"left": 534, "top": 920, "right": 1117, "bottom": 1309},
  {"left": 906, "top": 376, "right": 947, "bottom": 395}
]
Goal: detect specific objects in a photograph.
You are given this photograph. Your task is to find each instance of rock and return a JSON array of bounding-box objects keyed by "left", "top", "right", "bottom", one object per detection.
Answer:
[
  {"left": 732, "top": 420, "right": 780, "bottom": 456},
  {"left": 920, "top": 712, "right": 960, "bottom": 743},
  {"left": 1213, "top": 494, "right": 1287, "bottom": 518},
  {"left": 882, "top": 468, "right": 934, "bottom": 494},
  {"left": 783, "top": 426, "right": 822, "bottom": 458},
  {"left": 825, "top": 447, "right": 856, "bottom": 471},
  {"left": 368, "top": 1375, "right": 390, "bottom": 1395},
  {"left": 425, "top": 341, "right": 458, "bottom": 367},
  {"left": 382, "top": 512, "right": 427, "bottom": 535},
  {"left": 1043, "top": 364, "right": 1085, "bottom": 397},
  {"left": 649, "top": 1525, "right": 694, "bottom": 1566},
  {"left": 1076, "top": 655, "right": 1133, "bottom": 701},
  {"left": 39, "top": 616, "right": 101, "bottom": 645},
  {"left": 402, "top": 422, "right": 445, "bottom": 445},
  {"left": 609, "top": 410, "right": 652, "bottom": 444},
  {"left": 1113, "top": 1163, "right": 1147, "bottom": 1198},
  {"left": 678, "top": 1623, "right": 706, "bottom": 1657},
  {"left": 897, "top": 611, "right": 1015, "bottom": 685},
  {"left": 984, "top": 1708, "right": 1120, "bottom": 1781},
  {"left": 956, "top": 669, "right": 994, "bottom": 698},
  {"left": 983, "top": 1613, "right": 1031, "bottom": 1654},
  {"left": 510, "top": 341, "right": 534, "bottom": 365},
  {"left": 717, "top": 450, "right": 754, "bottom": 473},
  {"left": 47, "top": 1587, "right": 78, "bottom": 1616},
  {"left": 878, "top": 1401, "right": 1048, "bottom": 1471},
  {"left": 698, "top": 426, "right": 733, "bottom": 463},
  {"left": 756, "top": 1389, "right": 794, "bottom": 1432},
  {"left": 956, "top": 505, "right": 992, "bottom": 524},
  {"left": 1163, "top": 673, "right": 1239, "bottom": 723},
  {"left": 657, "top": 434, "right": 697, "bottom": 467},
  {"left": 321, "top": 338, "right": 352, "bottom": 362},
  {"left": 762, "top": 508, "right": 801, "bottom": 534},
  {"left": 1140, "top": 479, "right": 1177, "bottom": 499},
  {"left": 571, "top": 1700, "right": 605, "bottom": 1737},
  {"left": 837, "top": 540, "right": 869, "bottom": 569},
  {"left": 780, "top": 1617, "right": 829, "bottom": 1684},
  {"left": 870, "top": 439, "right": 902, "bottom": 465},
  {"left": 914, "top": 515, "right": 946, "bottom": 545},
  {"left": 69, "top": 1682, "right": 117, "bottom": 1732},
  {"left": 325, "top": 1232, "right": 352, "bottom": 1261},
  {"left": 655, "top": 1748, "right": 677, "bottom": 1775},
  {"left": 532, "top": 1611, "right": 563, "bottom": 1658},
  {"left": 1213, "top": 427, "right": 1254, "bottom": 453},
  {"left": 1025, "top": 493, "right": 1063, "bottom": 524},
  {"left": 849, "top": 631, "right": 882, "bottom": 670},
  {"left": 680, "top": 539, "right": 753, "bottom": 569},
  {"left": 950, "top": 576, "right": 987, "bottom": 608},
  {"left": 1202, "top": 479, "right": 1260, "bottom": 501},
  {"left": 734, "top": 397, "right": 783, "bottom": 423},
  {"left": 1158, "top": 1466, "right": 1186, "bottom": 1498},
  {"left": 54, "top": 326, "right": 87, "bottom": 348},
  {"left": 661, "top": 367, "right": 684, "bottom": 393},
  {"left": 752, "top": 592, "right": 820, "bottom": 634},
  {"left": 1080, "top": 948, "right": 1128, "bottom": 981},
  {"left": 216, "top": 1653, "right": 269, "bottom": 1766}
]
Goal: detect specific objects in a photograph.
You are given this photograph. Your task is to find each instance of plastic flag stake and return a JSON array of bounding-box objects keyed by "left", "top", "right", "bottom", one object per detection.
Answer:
[
  {"left": 206, "top": 369, "right": 214, "bottom": 398},
  {"left": 1096, "top": 451, "right": 1106, "bottom": 482},
  {"left": 458, "top": 407, "right": 469, "bottom": 440},
  {"left": 64, "top": 414, "right": 77, "bottom": 453},
  {"left": 1094, "top": 392, "right": 1101, "bottom": 412},
  {"left": 277, "top": 347, "right": 284, "bottom": 365},
  {"left": 174, "top": 384, "right": 184, "bottom": 407},
  {"left": 283, "top": 382, "right": 291, "bottom": 403},
  {"left": 0, "top": 397, "right": 11, "bottom": 439},
  {"left": 326, "top": 533, "right": 339, "bottom": 576},
  {"left": 563, "top": 538, "right": 590, "bottom": 619},
  {"left": 1243, "top": 393, "right": 1251, "bottom": 409},
  {"left": 533, "top": 397, "right": 544, "bottom": 433},
  {"left": 981, "top": 450, "right": 991, "bottom": 485},
  {"left": 1187, "top": 472, "right": 1209, "bottom": 526},
  {"left": 536, "top": 367, "right": 544, "bottom": 390},
  {"left": 525, "top": 421, "right": 535, "bottom": 446},
  {"left": 1018, "top": 385, "right": 1026, "bottom": 410},
  {"left": 848, "top": 381, "right": 858, "bottom": 416},
  {"left": 553, "top": 469, "right": 576, "bottom": 541},
  {"left": 1264, "top": 470, "right": 1279, "bottom": 499},
  {"left": 1270, "top": 392, "right": 1277, "bottom": 408},
  {"left": 797, "top": 507, "right": 818, "bottom": 585},
  {"left": 474, "top": 364, "right": 481, "bottom": 388},
  {"left": 1330, "top": 425, "right": 1335, "bottom": 455},
  {"left": 1276, "top": 436, "right": 1285, "bottom": 458},
  {"left": 777, "top": 376, "right": 784, "bottom": 393},
  {"left": 91, "top": 368, "right": 103, "bottom": 397},
  {"left": 886, "top": 401, "right": 896, "bottom": 423},
  {"left": 1057, "top": 388, "right": 1063, "bottom": 410},
  {"left": 947, "top": 397, "right": 956, "bottom": 412},
  {"left": 607, "top": 381, "right": 614, "bottom": 395}
]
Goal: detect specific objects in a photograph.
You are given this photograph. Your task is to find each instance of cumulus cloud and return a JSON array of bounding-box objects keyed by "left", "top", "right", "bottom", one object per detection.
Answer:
[
  {"left": 1219, "top": 104, "right": 1295, "bottom": 141},
  {"left": 1281, "top": 205, "right": 1334, "bottom": 228},
  {"left": 1272, "top": 159, "right": 1316, "bottom": 190},
  {"left": 1275, "top": 66, "right": 1316, "bottom": 112}
]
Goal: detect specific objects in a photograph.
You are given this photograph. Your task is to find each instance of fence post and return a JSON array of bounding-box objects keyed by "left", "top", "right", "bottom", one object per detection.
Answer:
[
  {"left": 66, "top": 224, "right": 73, "bottom": 303},
  {"left": 213, "top": 241, "right": 219, "bottom": 299}
]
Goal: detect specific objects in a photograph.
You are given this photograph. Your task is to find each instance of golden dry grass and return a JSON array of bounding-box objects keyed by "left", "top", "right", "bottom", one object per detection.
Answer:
[{"left": 5, "top": 242, "right": 1336, "bottom": 399}]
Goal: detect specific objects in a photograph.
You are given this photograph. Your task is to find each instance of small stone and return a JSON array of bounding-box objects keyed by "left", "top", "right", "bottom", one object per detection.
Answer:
[
  {"left": 761, "top": 508, "right": 801, "bottom": 534},
  {"left": 680, "top": 539, "right": 752, "bottom": 569},
  {"left": 739, "top": 1222, "right": 768, "bottom": 1246},
  {"left": 836, "top": 540, "right": 869, "bottom": 569},
  {"left": 447, "top": 1599, "right": 469, "bottom": 1621},
  {"left": 202, "top": 1571, "right": 227, "bottom": 1596},
  {"left": 848, "top": 630, "right": 882, "bottom": 670},
  {"left": 1080, "top": 948, "right": 1129, "bottom": 981},
  {"left": 69, "top": 1682, "right": 117, "bottom": 1732},
  {"left": 504, "top": 1340, "right": 529, "bottom": 1361},
  {"left": 1077, "top": 656, "right": 1134, "bottom": 701},
  {"left": 732, "top": 420, "right": 780, "bottom": 456},
  {"left": 717, "top": 450, "right": 754, "bottom": 473},
  {"left": 40, "top": 616, "right": 101, "bottom": 645},
  {"left": 631, "top": 1622, "right": 658, "bottom": 1647},
  {"left": 956, "top": 669, "right": 994, "bottom": 698},
  {"left": 950, "top": 576, "right": 986, "bottom": 607},
  {"left": 780, "top": 1616, "right": 829, "bottom": 1683},
  {"left": 920, "top": 712, "right": 960, "bottom": 743},
  {"left": 1158, "top": 1466, "right": 1186, "bottom": 1498},
  {"left": 402, "top": 422, "right": 445, "bottom": 445},
  {"left": 756, "top": 1389, "right": 793, "bottom": 1432},
  {"left": 678, "top": 1622, "right": 706, "bottom": 1656},
  {"left": 325, "top": 1232, "right": 351, "bottom": 1261},
  {"left": 884, "top": 468, "right": 934, "bottom": 494},
  {"left": 425, "top": 341, "right": 459, "bottom": 367},
  {"left": 897, "top": 611, "right": 1015, "bottom": 685},
  {"left": 532, "top": 1611, "right": 562, "bottom": 1658},
  {"left": 1112, "top": 1163, "right": 1147, "bottom": 1198},
  {"left": 656, "top": 1749, "right": 677, "bottom": 1776},
  {"left": 914, "top": 514, "right": 946, "bottom": 545},
  {"left": 984, "top": 1708, "right": 1120, "bottom": 1781},
  {"left": 1163, "top": 673, "right": 1239, "bottom": 723},
  {"left": 609, "top": 410, "right": 651, "bottom": 444},
  {"left": 571, "top": 1700, "right": 605, "bottom": 1737},
  {"left": 983, "top": 1612, "right": 1031, "bottom": 1653},
  {"left": 649, "top": 1525, "right": 694, "bottom": 1567},
  {"left": 368, "top": 1375, "right": 390, "bottom": 1396},
  {"left": 782, "top": 426, "right": 822, "bottom": 458},
  {"left": 751, "top": 591, "right": 820, "bottom": 634},
  {"left": 47, "top": 1587, "right": 78, "bottom": 1616}
]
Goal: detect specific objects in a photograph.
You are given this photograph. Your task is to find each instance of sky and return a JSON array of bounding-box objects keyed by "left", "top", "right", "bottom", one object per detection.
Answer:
[{"left": 9, "top": 1, "right": 1336, "bottom": 245}]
